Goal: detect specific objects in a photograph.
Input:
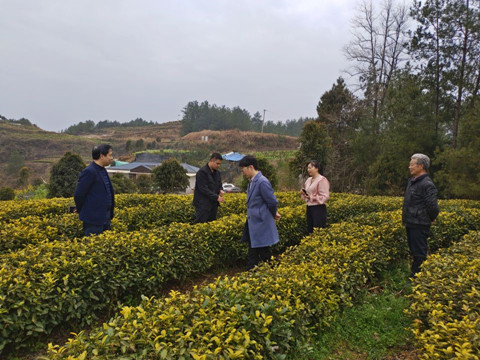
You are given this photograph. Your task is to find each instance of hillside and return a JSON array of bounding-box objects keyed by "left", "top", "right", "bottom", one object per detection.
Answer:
[
  {"left": 0, "top": 121, "right": 298, "bottom": 188},
  {"left": 181, "top": 129, "right": 298, "bottom": 153},
  {"left": 0, "top": 120, "right": 182, "bottom": 187}
]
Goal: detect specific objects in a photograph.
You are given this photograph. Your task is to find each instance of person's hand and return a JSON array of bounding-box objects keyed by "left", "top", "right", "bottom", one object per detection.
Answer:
[
  {"left": 220, "top": 190, "right": 224, "bottom": 195},
  {"left": 301, "top": 190, "right": 309, "bottom": 200},
  {"left": 218, "top": 195, "right": 225, "bottom": 203},
  {"left": 274, "top": 212, "right": 281, "bottom": 221}
]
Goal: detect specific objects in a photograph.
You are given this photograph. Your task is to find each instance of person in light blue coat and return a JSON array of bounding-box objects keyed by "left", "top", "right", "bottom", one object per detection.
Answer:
[{"left": 239, "top": 155, "right": 281, "bottom": 270}]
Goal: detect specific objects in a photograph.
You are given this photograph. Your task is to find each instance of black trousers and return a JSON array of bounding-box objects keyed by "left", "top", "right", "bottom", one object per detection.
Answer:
[
  {"left": 306, "top": 204, "right": 327, "bottom": 233},
  {"left": 247, "top": 241, "right": 271, "bottom": 271},
  {"left": 406, "top": 226, "right": 430, "bottom": 277},
  {"left": 194, "top": 204, "right": 218, "bottom": 223},
  {"left": 243, "top": 220, "right": 271, "bottom": 270},
  {"left": 83, "top": 221, "right": 111, "bottom": 236}
]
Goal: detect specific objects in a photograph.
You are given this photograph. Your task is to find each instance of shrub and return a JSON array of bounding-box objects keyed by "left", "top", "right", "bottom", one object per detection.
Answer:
[
  {"left": 407, "top": 231, "right": 480, "bottom": 359},
  {"left": 47, "top": 152, "right": 85, "bottom": 198},
  {"left": 0, "top": 187, "right": 15, "bottom": 201}
]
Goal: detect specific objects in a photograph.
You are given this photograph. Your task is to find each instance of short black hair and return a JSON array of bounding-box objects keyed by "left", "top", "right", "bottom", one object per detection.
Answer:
[
  {"left": 238, "top": 155, "right": 258, "bottom": 170},
  {"left": 92, "top": 144, "right": 112, "bottom": 160},
  {"left": 210, "top": 152, "right": 223, "bottom": 161},
  {"left": 308, "top": 160, "right": 323, "bottom": 175}
]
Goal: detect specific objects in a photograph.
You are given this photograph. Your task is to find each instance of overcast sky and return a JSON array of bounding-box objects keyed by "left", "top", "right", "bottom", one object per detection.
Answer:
[{"left": 1, "top": 0, "right": 358, "bottom": 132}]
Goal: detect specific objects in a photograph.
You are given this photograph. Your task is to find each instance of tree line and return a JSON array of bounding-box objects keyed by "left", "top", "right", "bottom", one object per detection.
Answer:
[
  {"left": 290, "top": 0, "right": 480, "bottom": 199},
  {"left": 180, "top": 100, "right": 312, "bottom": 137},
  {"left": 63, "top": 118, "right": 157, "bottom": 135}
]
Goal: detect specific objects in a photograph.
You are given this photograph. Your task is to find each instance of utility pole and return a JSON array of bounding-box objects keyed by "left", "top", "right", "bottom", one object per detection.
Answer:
[{"left": 261, "top": 109, "right": 266, "bottom": 133}]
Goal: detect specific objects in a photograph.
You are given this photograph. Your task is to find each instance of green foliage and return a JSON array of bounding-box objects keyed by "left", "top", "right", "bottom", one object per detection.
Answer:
[
  {"left": 152, "top": 158, "right": 189, "bottom": 193},
  {"left": 435, "top": 147, "right": 480, "bottom": 200},
  {"left": 47, "top": 152, "right": 86, "bottom": 198},
  {"left": 180, "top": 100, "right": 309, "bottom": 136},
  {"left": 14, "top": 184, "right": 49, "bottom": 200},
  {"left": 0, "top": 187, "right": 15, "bottom": 200},
  {"left": 290, "top": 120, "right": 331, "bottom": 179},
  {"left": 407, "top": 231, "right": 480, "bottom": 359},
  {"left": 110, "top": 173, "right": 137, "bottom": 194},
  {"left": 308, "top": 264, "right": 412, "bottom": 360},
  {"left": 16, "top": 166, "right": 30, "bottom": 188},
  {"left": 181, "top": 100, "right": 252, "bottom": 135},
  {"left": 435, "top": 104, "right": 480, "bottom": 199},
  {"left": 365, "top": 72, "right": 438, "bottom": 196},
  {"left": 64, "top": 118, "right": 156, "bottom": 134},
  {"left": 1, "top": 193, "right": 479, "bottom": 355},
  {"left": 317, "top": 78, "right": 360, "bottom": 192},
  {"left": 410, "top": 0, "right": 480, "bottom": 148},
  {"left": 134, "top": 174, "right": 154, "bottom": 194}
]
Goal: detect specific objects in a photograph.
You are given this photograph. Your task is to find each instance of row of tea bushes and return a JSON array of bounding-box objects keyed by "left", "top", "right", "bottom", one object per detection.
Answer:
[
  {"left": 0, "top": 191, "right": 396, "bottom": 225},
  {"left": 0, "top": 195, "right": 298, "bottom": 254},
  {"left": 0, "top": 206, "right": 306, "bottom": 353},
  {"left": 45, "top": 207, "right": 480, "bottom": 359},
  {"left": 46, "top": 222, "right": 395, "bottom": 359},
  {"left": 351, "top": 207, "right": 480, "bottom": 255},
  {"left": 0, "top": 192, "right": 402, "bottom": 255},
  {"left": 0, "top": 192, "right": 304, "bottom": 224},
  {"left": 2, "top": 191, "right": 478, "bottom": 225},
  {"left": 407, "top": 231, "right": 480, "bottom": 359},
  {"left": 0, "top": 198, "right": 72, "bottom": 222},
  {"left": 0, "top": 214, "right": 85, "bottom": 254}
]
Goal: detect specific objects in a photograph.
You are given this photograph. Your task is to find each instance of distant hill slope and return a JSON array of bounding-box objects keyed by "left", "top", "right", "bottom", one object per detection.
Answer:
[
  {"left": 181, "top": 129, "right": 298, "bottom": 152},
  {"left": 0, "top": 120, "right": 182, "bottom": 187},
  {"left": 76, "top": 120, "right": 182, "bottom": 143},
  {"left": 0, "top": 120, "right": 298, "bottom": 188}
]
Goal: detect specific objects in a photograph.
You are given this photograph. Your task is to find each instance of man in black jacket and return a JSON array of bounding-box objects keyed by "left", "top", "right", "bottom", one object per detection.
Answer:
[
  {"left": 193, "top": 153, "right": 224, "bottom": 223},
  {"left": 402, "top": 153, "right": 439, "bottom": 278}
]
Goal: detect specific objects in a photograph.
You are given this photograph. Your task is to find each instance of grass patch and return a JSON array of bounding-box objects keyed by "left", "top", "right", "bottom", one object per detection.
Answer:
[{"left": 296, "top": 261, "right": 414, "bottom": 359}]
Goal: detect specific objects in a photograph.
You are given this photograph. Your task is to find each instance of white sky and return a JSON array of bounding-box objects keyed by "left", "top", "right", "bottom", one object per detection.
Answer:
[{"left": 0, "top": 0, "right": 358, "bottom": 131}]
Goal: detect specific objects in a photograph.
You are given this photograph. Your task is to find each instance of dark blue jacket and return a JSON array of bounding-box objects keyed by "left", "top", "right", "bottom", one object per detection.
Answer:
[{"left": 74, "top": 162, "right": 115, "bottom": 225}]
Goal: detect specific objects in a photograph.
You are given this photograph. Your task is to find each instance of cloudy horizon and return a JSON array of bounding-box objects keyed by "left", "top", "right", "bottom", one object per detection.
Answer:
[{"left": 1, "top": 0, "right": 358, "bottom": 132}]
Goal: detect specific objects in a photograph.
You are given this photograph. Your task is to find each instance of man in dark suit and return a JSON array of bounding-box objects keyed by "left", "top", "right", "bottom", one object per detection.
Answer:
[
  {"left": 74, "top": 144, "right": 115, "bottom": 236},
  {"left": 193, "top": 152, "right": 224, "bottom": 223}
]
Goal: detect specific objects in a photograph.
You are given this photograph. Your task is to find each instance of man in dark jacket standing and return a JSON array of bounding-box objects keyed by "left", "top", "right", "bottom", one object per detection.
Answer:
[
  {"left": 402, "top": 153, "right": 439, "bottom": 278},
  {"left": 193, "top": 153, "right": 224, "bottom": 223},
  {"left": 74, "top": 144, "right": 115, "bottom": 236}
]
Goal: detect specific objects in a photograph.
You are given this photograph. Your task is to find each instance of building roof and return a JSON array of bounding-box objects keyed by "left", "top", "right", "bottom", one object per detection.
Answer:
[
  {"left": 222, "top": 152, "right": 246, "bottom": 162},
  {"left": 107, "top": 162, "right": 199, "bottom": 174}
]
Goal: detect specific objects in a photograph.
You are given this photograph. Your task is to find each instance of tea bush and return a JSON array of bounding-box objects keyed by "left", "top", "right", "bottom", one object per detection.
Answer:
[
  {"left": 45, "top": 210, "right": 480, "bottom": 359},
  {"left": 46, "top": 223, "right": 391, "bottom": 359},
  {"left": 407, "top": 231, "right": 480, "bottom": 359}
]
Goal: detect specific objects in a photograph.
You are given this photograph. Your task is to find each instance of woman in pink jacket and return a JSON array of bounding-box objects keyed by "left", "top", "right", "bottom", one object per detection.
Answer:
[{"left": 300, "top": 160, "right": 330, "bottom": 233}]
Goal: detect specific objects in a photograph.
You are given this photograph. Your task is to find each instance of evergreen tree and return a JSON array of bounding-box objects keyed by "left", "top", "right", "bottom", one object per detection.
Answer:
[
  {"left": 289, "top": 121, "right": 331, "bottom": 181},
  {"left": 16, "top": 166, "right": 31, "bottom": 188},
  {"left": 47, "top": 152, "right": 85, "bottom": 198},
  {"left": 410, "top": 0, "right": 480, "bottom": 148},
  {"left": 365, "top": 71, "right": 438, "bottom": 195},
  {"left": 152, "top": 158, "right": 189, "bottom": 193},
  {"left": 317, "top": 78, "right": 360, "bottom": 192},
  {"left": 135, "top": 174, "right": 154, "bottom": 194},
  {"left": 110, "top": 173, "right": 137, "bottom": 194},
  {"left": 0, "top": 187, "right": 15, "bottom": 201}
]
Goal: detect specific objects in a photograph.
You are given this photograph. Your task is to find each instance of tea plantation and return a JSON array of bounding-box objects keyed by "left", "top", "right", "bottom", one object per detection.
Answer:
[{"left": 0, "top": 193, "right": 479, "bottom": 359}]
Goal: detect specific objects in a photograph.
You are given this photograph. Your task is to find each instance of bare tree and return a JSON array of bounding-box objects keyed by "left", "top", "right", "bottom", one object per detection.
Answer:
[{"left": 344, "top": 0, "right": 409, "bottom": 122}]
